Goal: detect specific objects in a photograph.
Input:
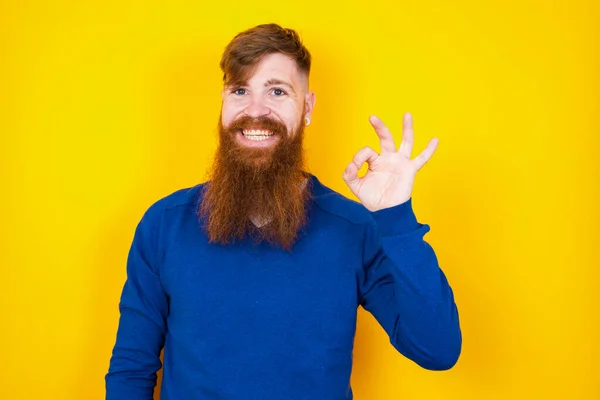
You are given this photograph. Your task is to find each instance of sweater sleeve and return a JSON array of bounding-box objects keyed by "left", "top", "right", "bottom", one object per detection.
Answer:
[
  {"left": 105, "top": 202, "right": 168, "bottom": 399},
  {"left": 359, "top": 198, "right": 462, "bottom": 370}
]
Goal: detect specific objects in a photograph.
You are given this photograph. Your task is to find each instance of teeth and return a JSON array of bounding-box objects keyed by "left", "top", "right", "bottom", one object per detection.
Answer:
[
  {"left": 247, "top": 136, "right": 270, "bottom": 141},
  {"left": 242, "top": 129, "right": 273, "bottom": 140}
]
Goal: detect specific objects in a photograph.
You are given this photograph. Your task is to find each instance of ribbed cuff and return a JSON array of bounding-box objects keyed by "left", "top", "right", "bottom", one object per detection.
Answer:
[{"left": 370, "top": 198, "right": 420, "bottom": 236}]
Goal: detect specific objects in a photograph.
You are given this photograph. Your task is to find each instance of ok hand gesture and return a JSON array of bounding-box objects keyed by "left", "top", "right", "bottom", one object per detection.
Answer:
[{"left": 343, "top": 113, "right": 439, "bottom": 212}]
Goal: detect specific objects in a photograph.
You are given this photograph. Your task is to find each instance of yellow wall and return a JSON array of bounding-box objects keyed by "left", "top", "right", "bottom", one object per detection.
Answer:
[{"left": 1, "top": 1, "right": 598, "bottom": 398}]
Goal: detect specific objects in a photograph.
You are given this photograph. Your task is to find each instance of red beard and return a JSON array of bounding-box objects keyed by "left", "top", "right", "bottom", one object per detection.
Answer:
[{"left": 198, "top": 113, "right": 312, "bottom": 250}]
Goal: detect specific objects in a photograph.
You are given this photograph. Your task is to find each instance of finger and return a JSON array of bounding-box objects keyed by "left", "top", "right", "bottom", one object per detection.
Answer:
[
  {"left": 369, "top": 115, "right": 397, "bottom": 153},
  {"left": 413, "top": 137, "right": 439, "bottom": 171},
  {"left": 352, "top": 146, "right": 379, "bottom": 171},
  {"left": 398, "top": 112, "right": 414, "bottom": 157},
  {"left": 343, "top": 146, "right": 379, "bottom": 193}
]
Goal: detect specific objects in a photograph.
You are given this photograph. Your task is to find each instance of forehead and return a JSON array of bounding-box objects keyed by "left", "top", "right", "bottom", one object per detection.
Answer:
[{"left": 245, "top": 53, "right": 303, "bottom": 86}]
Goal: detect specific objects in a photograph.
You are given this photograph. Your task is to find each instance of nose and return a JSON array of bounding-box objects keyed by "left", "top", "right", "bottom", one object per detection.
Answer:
[{"left": 244, "top": 93, "right": 271, "bottom": 118}]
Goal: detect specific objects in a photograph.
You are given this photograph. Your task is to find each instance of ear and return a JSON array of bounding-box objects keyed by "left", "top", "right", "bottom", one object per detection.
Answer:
[
  {"left": 304, "top": 91, "right": 316, "bottom": 121},
  {"left": 221, "top": 89, "right": 226, "bottom": 102}
]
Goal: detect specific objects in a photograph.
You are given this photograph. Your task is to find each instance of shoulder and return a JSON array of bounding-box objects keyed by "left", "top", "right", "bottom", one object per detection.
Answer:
[
  {"left": 141, "top": 182, "right": 207, "bottom": 223},
  {"left": 310, "top": 175, "right": 373, "bottom": 227}
]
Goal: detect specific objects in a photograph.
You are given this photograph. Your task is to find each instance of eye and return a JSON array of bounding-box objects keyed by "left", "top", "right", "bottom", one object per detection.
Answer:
[
  {"left": 232, "top": 88, "right": 247, "bottom": 95},
  {"left": 271, "top": 88, "right": 287, "bottom": 96}
]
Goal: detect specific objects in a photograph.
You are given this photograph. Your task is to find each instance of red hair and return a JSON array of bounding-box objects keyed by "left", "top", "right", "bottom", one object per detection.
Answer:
[{"left": 220, "top": 23, "right": 312, "bottom": 87}]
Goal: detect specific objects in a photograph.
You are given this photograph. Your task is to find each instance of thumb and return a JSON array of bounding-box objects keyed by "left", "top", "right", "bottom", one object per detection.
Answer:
[
  {"left": 343, "top": 146, "right": 379, "bottom": 196},
  {"left": 343, "top": 161, "right": 361, "bottom": 196}
]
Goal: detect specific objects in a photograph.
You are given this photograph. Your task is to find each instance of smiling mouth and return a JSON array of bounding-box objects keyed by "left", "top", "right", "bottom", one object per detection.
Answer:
[{"left": 242, "top": 129, "right": 275, "bottom": 141}]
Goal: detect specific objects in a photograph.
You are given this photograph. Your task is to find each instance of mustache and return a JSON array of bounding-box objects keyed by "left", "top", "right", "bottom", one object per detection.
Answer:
[{"left": 225, "top": 115, "right": 288, "bottom": 136}]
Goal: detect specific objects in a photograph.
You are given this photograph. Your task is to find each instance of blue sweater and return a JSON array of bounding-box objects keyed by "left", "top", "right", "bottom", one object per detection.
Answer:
[{"left": 106, "top": 174, "right": 461, "bottom": 399}]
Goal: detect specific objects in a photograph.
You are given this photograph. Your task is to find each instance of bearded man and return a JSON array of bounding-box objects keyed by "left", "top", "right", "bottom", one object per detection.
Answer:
[{"left": 106, "top": 23, "right": 462, "bottom": 400}]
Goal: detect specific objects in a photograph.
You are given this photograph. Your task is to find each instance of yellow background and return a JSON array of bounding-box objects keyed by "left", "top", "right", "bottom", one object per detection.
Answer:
[{"left": 1, "top": 0, "right": 598, "bottom": 398}]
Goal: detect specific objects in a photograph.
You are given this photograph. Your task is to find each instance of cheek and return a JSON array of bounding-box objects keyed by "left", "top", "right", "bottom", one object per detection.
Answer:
[
  {"left": 276, "top": 106, "right": 302, "bottom": 135},
  {"left": 221, "top": 103, "right": 239, "bottom": 127},
  {"left": 291, "top": 113, "right": 305, "bottom": 135},
  {"left": 221, "top": 112, "right": 232, "bottom": 127}
]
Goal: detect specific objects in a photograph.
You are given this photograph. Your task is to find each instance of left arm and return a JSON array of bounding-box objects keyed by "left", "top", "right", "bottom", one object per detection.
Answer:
[
  {"left": 360, "top": 198, "right": 461, "bottom": 370},
  {"left": 344, "top": 112, "right": 461, "bottom": 370}
]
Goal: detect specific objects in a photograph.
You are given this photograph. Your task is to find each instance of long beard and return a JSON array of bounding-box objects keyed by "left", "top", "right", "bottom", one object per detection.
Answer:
[{"left": 198, "top": 114, "right": 312, "bottom": 251}]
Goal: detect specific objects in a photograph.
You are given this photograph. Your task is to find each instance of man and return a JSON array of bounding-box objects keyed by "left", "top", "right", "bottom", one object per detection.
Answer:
[{"left": 106, "top": 23, "right": 461, "bottom": 399}]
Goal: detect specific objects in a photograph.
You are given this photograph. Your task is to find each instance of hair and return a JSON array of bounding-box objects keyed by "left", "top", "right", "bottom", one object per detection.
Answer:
[{"left": 219, "top": 23, "right": 312, "bottom": 88}]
